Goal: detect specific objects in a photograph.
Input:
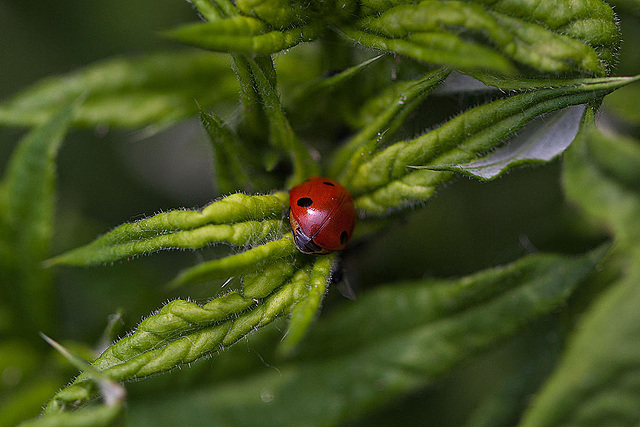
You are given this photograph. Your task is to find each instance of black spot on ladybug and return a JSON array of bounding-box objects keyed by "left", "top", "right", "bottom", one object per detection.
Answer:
[
  {"left": 340, "top": 231, "right": 348, "bottom": 245},
  {"left": 297, "top": 197, "right": 313, "bottom": 207},
  {"left": 323, "top": 181, "right": 335, "bottom": 186}
]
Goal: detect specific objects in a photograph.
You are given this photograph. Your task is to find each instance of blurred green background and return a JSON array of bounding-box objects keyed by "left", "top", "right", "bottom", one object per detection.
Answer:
[{"left": 1, "top": 0, "right": 639, "bottom": 425}]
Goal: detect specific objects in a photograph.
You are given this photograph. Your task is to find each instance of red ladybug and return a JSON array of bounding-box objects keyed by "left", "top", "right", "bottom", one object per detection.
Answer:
[{"left": 289, "top": 177, "right": 356, "bottom": 254}]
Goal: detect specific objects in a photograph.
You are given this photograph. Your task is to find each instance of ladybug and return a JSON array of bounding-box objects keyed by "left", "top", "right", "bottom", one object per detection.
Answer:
[{"left": 289, "top": 177, "right": 356, "bottom": 254}]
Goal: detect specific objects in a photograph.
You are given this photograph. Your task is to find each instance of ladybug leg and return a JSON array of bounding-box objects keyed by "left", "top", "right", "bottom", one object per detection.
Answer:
[
  {"left": 336, "top": 279, "right": 356, "bottom": 300},
  {"left": 330, "top": 256, "right": 356, "bottom": 300}
]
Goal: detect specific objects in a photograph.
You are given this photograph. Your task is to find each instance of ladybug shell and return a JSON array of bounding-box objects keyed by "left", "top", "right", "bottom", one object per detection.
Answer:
[{"left": 289, "top": 177, "right": 356, "bottom": 254}]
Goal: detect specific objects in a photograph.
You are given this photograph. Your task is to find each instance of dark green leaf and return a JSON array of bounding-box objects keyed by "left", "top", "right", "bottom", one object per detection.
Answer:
[
  {"left": 563, "top": 111, "right": 640, "bottom": 249},
  {"left": 245, "top": 57, "right": 319, "bottom": 185},
  {"left": 199, "top": 106, "right": 276, "bottom": 193},
  {"left": 1, "top": 99, "right": 77, "bottom": 332},
  {"left": 520, "top": 112, "right": 640, "bottom": 426},
  {"left": 520, "top": 260, "right": 640, "bottom": 426}
]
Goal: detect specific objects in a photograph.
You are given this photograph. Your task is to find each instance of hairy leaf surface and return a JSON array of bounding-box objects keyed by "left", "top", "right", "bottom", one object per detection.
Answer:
[
  {"left": 123, "top": 249, "right": 604, "bottom": 426},
  {"left": 348, "top": 76, "right": 637, "bottom": 216}
]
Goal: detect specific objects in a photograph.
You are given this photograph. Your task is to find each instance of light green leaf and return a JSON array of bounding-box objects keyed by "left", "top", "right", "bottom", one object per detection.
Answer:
[
  {"left": 1, "top": 99, "right": 77, "bottom": 332},
  {"left": 279, "top": 254, "right": 335, "bottom": 354},
  {"left": 124, "top": 248, "right": 605, "bottom": 426},
  {"left": 166, "top": 18, "right": 323, "bottom": 55},
  {"left": 241, "top": 258, "right": 298, "bottom": 299},
  {"left": 424, "top": 104, "right": 585, "bottom": 180},
  {"left": 46, "top": 192, "right": 288, "bottom": 266},
  {"left": 188, "top": 0, "right": 237, "bottom": 21},
  {"left": 472, "top": 0, "right": 620, "bottom": 69},
  {"left": 169, "top": 234, "right": 297, "bottom": 287},
  {"left": 330, "top": 67, "right": 451, "bottom": 181},
  {"left": 46, "top": 266, "right": 313, "bottom": 412},
  {"left": 350, "top": 0, "right": 617, "bottom": 75},
  {"left": 20, "top": 404, "right": 124, "bottom": 427},
  {"left": 360, "top": 0, "right": 619, "bottom": 71},
  {"left": 236, "top": 0, "right": 311, "bottom": 28},
  {"left": 40, "top": 334, "right": 126, "bottom": 407},
  {"left": 341, "top": 26, "right": 516, "bottom": 75},
  {"left": 0, "top": 51, "right": 237, "bottom": 131},
  {"left": 470, "top": 73, "right": 635, "bottom": 90},
  {"left": 347, "top": 76, "right": 638, "bottom": 217}
]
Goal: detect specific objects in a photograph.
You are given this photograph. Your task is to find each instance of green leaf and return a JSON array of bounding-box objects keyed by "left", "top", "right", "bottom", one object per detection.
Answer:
[
  {"left": 236, "top": 0, "right": 311, "bottom": 28},
  {"left": 170, "top": 234, "right": 297, "bottom": 287},
  {"left": 330, "top": 67, "right": 451, "bottom": 181},
  {"left": 46, "top": 266, "right": 314, "bottom": 412},
  {"left": 470, "top": 73, "right": 632, "bottom": 90},
  {"left": 245, "top": 57, "right": 320, "bottom": 185},
  {"left": 199, "top": 107, "right": 254, "bottom": 193},
  {"left": 295, "top": 54, "right": 384, "bottom": 97},
  {"left": 520, "top": 261, "right": 640, "bottom": 426},
  {"left": 123, "top": 248, "right": 605, "bottom": 426},
  {"left": 241, "top": 258, "right": 298, "bottom": 299},
  {"left": 519, "top": 112, "right": 640, "bottom": 426},
  {"left": 188, "top": 0, "right": 237, "bottom": 21},
  {"left": 40, "top": 334, "right": 126, "bottom": 406},
  {"left": 0, "top": 51, "right": 237, "bottom": 131},
  {"left": 0, "top": 99, "right": 77, "bottom": 332},
  {"left": 463, "top": 324, "right": 562, "bottom": 427},
  {"left": 20, "top": 404, "right": 124, "bottom": 427},
  {"left": 424, "top": 104, "right": 585, "bottom": 180},
  {"left": 605, "top": 82, "right": 640, "bottom": 125},
  {"left": 46, "top": 192, "right": 288, "bottom": 266},
  {"left": 199, "top": 104, "right": 280, "bottom": 193},
  {"left": 347, "top": 0, "right": 614, "bottom": 75},
  {"left": 347, "top": 76, "right": 638, "bottom": 217},
  {"left": 341, "top": 26, "right": 516, "bottom": 75},
  {"left": 473, "top": 0, "right": 620, "bottom": 69},
  {"left": 278, "top": 253, "right": 335, "bottom": 354},
  {"left": 166, "top": 17, "right": 324, "bottom": 55},
  {"left": 359, "top": 0, "right": 619, "bottom": 73},
  {"left": 563, "top": 112, "right": 640, "bottom": 250}
]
